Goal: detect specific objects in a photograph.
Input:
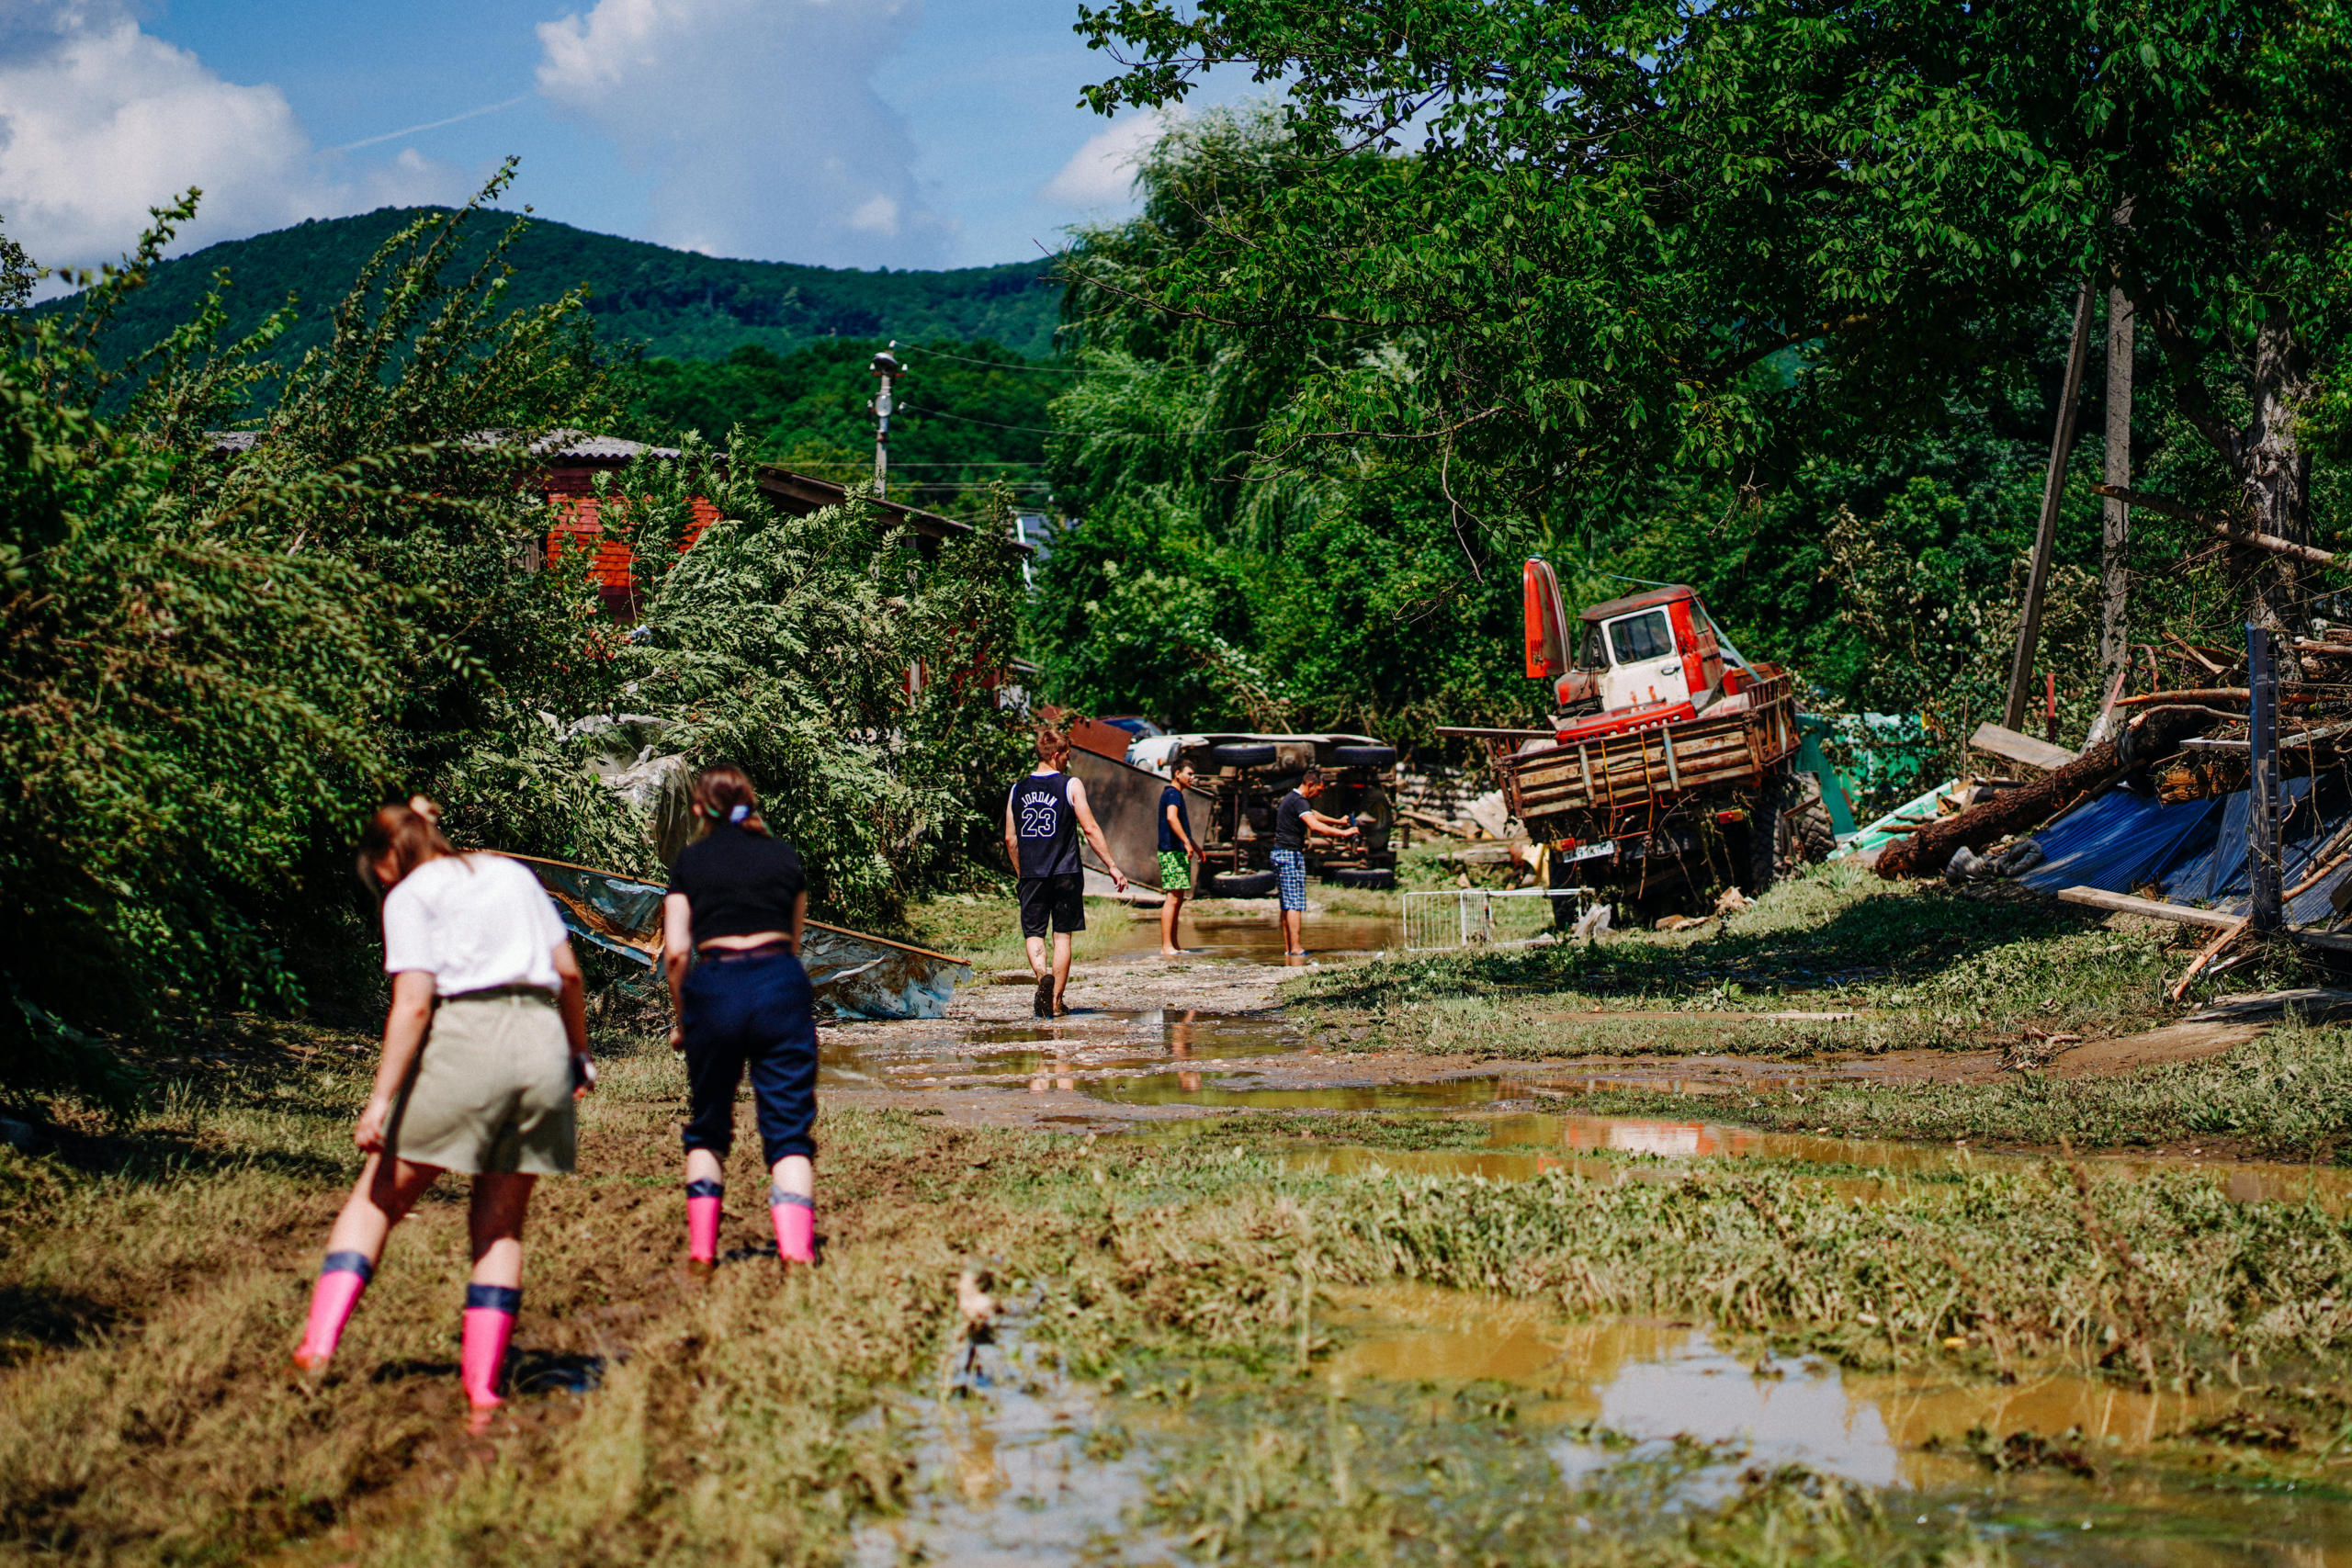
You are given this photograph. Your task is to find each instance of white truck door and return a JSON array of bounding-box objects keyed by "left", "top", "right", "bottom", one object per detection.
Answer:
[{"left": 1600, "top": 607, "right": 1694, "bottom": 710}]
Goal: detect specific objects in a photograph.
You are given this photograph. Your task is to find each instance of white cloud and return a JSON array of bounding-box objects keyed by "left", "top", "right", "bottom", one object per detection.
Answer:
[
  {"left": 0, "top": 1, "right": 473, "bottom": 274},
  {"left": 535, "top": 0, "right": 950, "bottom": 268},
  {"left": 1038, "top": 110, "right": 1170, "bottom": 210}
]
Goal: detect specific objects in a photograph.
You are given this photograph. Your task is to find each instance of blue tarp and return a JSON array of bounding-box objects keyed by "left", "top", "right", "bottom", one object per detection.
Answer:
[
  {"left": 2014, "top": 774, "right": 2352, "bottom": 926},
  {"left": 2016, "top": 791, "right": 2226, "bottom": 897}
]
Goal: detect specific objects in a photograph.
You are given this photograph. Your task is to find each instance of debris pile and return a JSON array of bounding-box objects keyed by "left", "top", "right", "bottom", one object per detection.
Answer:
[{"left": 1871, "top": 628, "right": 2352, "bottom": 988}]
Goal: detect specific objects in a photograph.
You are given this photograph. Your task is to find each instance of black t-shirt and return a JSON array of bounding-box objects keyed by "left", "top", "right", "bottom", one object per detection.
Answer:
[
  {"left": 1273, "top": 790, "right": 1311, "bottom": 852},
  {"left": 1158, "top": 784, "right": 1190, "bottom": 852},
  {"left": 666, "top": 825, "right": 807, "bottom": 946}
]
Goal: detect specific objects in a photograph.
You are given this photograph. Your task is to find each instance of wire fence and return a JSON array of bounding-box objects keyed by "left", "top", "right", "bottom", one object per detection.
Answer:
[{"left": 1402, "top": 888, "right": 1584, "bottom": 952}]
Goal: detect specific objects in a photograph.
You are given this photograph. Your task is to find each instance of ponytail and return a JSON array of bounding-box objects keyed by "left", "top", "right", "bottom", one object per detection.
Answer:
[
  {"left": 690, "top": 764, "right": 769, "bottom": 838},
  {"left": 357, "top": 795, "right": 458, "bottom": 895}
]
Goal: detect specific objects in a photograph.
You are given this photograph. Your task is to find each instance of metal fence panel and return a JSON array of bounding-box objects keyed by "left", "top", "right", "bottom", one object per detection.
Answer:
[{"left": 1402, "top": 887, "right": 1578, "bottom": 951}]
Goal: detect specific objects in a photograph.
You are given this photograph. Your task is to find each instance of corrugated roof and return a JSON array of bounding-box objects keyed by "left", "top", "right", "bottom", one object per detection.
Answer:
[{"left": 530, "top": 430, "right": 684, "bottom": 460}]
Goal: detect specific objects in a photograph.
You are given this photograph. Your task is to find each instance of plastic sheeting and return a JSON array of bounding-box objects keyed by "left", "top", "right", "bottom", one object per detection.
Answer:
[
  {"left": 503, "top": 851, "right": 971, "bottom": 1021},
  {"left": 2012, "top": 774, "right": 2352, "bottom": 926},
  {"left": 2016, "top": 791, "right": 2225, "bottom": 898}
]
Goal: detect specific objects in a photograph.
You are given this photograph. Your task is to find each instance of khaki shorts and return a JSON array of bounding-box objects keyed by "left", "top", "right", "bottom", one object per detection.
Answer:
[{"left": 388, "top": 993, "right": 575, "bottom": 1175}]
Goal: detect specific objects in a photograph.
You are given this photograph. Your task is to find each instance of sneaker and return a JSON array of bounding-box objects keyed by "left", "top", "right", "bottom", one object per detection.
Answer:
[{"left": 1033, "top": 973, "right": 1053, "bottom": 1019}]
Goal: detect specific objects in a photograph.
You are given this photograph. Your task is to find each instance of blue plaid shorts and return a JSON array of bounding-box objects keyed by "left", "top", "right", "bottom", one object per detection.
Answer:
[{"left": 1271, "top": 849, "right": 1308, "bottom": 911}]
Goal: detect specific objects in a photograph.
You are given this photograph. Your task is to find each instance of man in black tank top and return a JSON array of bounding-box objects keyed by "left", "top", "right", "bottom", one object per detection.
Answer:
[{"left": 1002, "top": 728, "right": 1127, "bottom": 1017}]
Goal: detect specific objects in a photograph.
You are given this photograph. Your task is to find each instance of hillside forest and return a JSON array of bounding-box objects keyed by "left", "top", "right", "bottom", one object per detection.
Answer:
[{"left": 6, "top": 0, "right": 2352, "bottom": 1091}]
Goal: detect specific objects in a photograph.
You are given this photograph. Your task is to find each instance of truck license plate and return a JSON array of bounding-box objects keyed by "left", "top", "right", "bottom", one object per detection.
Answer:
[{"left": 1561, "top": 840, "right": 1617, "bottom": 864}]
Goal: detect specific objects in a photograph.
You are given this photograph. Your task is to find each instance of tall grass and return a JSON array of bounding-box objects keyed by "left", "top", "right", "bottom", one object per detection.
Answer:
[{"left": 1290, "top": 862, "right": 2195, "bottom": 1055}]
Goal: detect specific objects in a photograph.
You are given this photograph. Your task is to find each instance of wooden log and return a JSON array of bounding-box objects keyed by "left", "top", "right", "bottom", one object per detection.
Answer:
[
  {"left": 1969, "top": 722, "right": 2078, "bottom": 773},
  {"left": 2055, "top": 887, "right": 2242, "bottom": 931},
  {"left": 1876, "top": 707, "right": 2210, "bottom": 878},
  {"left": 2091, "top": 484, "right": 2341, "bottom": 569}
]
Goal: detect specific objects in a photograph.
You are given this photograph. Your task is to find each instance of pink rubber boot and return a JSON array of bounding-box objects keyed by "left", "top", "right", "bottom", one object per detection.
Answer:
[
  {"left": 459, "top": 1285, "right": 519, "bottom": 1412},
  {"left": 770, "top": 1189, "right": 815, "bottom": 1265},
  {"left": 686, "top": 1179, "right": 723, "bottom": 1264},
  {"left": 292, "top": 1252, "right": 372, "bottom": 1371}
]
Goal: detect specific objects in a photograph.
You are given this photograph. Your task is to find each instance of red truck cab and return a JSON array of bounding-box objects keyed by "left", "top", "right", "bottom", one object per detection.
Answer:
[{"left": 1522, "top": 562, "right": 1751, "bottom": 745}]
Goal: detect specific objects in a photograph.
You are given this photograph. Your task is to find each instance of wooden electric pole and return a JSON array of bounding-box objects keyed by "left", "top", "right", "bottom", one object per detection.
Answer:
[
  {"left": 2247, "top": 622, "right": 2282, "bottom": 931},
  {"left": 2098, "top": 286, "right": 2133, "bottom": 697},
  {"left": 2003, "top": 282, "right": 2099, "bottom": 732}
]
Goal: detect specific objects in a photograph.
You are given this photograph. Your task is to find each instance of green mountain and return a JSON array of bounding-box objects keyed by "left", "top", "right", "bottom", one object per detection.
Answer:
[{"left": 35, "top": 207, "right": 1065, "bottom": 363}]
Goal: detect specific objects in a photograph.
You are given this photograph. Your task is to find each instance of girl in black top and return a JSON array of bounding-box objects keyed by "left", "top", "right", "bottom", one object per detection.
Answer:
[{"left": 662, "top": 765, "right": 818, "bottom": 1268}]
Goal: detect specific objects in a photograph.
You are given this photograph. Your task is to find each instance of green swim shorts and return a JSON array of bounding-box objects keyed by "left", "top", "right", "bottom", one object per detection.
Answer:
[{"left": 1158, "top": 849, "right": 1193, "bottom": 893}]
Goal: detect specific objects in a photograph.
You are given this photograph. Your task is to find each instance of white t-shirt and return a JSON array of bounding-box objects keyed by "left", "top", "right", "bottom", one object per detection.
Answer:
[{"left": 380, "top": 854, "right": 569, "bottom": 997}]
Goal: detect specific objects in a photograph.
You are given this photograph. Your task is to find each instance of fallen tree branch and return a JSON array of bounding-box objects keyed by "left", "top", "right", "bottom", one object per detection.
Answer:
[
  {"left": 2170, "top": 918, "right": 2249, "bottom": 1001},
  {"left": 1876, "top": 707, "right": 2210, "bottom": 878},
  {"left": 2092, "top": 484, "right": 2338, "bottom": 568}
]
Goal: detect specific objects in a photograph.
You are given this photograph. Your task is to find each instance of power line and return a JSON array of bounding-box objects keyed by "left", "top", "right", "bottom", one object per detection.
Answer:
[
  {"left": 903, "top": 404, "right": 1263, "bottom": 437},
  {"left": 906, "top": 346, "right": 1096, "bottom": 375}
]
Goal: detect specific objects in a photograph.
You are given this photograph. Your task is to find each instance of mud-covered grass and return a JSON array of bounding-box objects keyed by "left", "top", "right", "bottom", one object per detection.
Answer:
[
  {"left": 1541, "top": 1016, "right": 2352, "bottom": 1163},
  {"left": 8, "top": 1021, "right": 2352, "bottom": 1563},
  {"left": 1283, "top": 860, "right": 2272, "bottom": 1060}
]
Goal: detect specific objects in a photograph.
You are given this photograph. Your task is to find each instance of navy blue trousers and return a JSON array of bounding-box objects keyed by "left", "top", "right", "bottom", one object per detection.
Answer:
[{"left": 680, "top": 950, "right": 819, "bottom": 1166}]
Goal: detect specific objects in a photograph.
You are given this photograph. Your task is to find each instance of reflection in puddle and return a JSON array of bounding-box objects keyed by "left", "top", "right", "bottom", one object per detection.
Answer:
[
  {"left": 822, "top": 1008, "right": 1301, "bottom": 1097},
  {"left": 1327, "top": 1284, "right": 2221, "bottom": 1490},
  {"left": 852, "top": 1328, "right": 1168, "bottom": 1568},
  {"left": 865, "top": 1281, "right": 2352, "bottom": 1567},
  {"left": 1284, "top": 1113, "right": 2352, "bottom": 1211},
  {"left": 1323, "top": 1284, "right": 2352, "bottom": 1564},
  {"left": 1100, "top": 911, "right": 1401, "bottom": 965}
]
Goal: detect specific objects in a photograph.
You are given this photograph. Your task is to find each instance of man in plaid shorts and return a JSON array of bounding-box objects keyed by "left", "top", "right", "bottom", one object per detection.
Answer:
[{"left": 1270, "top": 769, "right": 1362, "bottom": 957}]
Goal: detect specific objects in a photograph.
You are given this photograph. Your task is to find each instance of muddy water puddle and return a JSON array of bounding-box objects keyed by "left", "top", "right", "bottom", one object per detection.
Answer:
[
  {"left": 1099, "top": 908, "right": 1402, "bottom": 964},
  {"left": 860, "top": 1284, "right": 2351, "bottom": 1566},
  {"left": 824, "top": 1007, "right": 1304, "bottom": 1095},
  {"left": 1286, "top": 1112, "right": 2352, "bottom": 1210}
]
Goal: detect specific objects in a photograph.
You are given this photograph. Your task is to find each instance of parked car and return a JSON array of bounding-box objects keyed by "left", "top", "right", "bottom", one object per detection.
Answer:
[{"left": 1127, "top": 732, "right": 1400, "bottom": 893}]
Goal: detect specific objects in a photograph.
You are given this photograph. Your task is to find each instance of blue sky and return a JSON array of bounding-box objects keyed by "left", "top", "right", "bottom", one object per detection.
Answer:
[{"left": 0, "top": 0, "right": 1235, "bottom": 276}]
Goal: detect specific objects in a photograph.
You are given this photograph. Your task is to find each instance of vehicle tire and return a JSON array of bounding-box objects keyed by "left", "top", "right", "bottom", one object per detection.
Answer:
[
  {"left": 1209, "top": 742, "right": 1278, "bottom": 769},
  {"left": 1208, "top": 870, "right": 1279, "bottom": 897},
  {"left": 1745, "top": 772, "right": 1836, "bottom": 894},
  {"left": 1330, "top": 744, "right": 1396, "bottom": 768},
  {"left": 1328, "top": 867, "right": 1395, "bottom": 890}
]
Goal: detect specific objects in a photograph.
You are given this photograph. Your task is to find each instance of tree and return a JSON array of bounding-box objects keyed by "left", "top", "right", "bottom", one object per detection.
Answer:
[{"left": 1072, "top": 0, "right": 2352, "bottom": 619}]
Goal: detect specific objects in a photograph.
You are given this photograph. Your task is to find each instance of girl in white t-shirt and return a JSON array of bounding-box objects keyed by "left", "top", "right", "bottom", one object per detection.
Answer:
[{"left": 290, "top": 798, "right": 594, "bottom": 1425}]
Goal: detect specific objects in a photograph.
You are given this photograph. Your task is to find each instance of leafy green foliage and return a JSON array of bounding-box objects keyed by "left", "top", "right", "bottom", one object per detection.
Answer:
[
  {"left": 589, "top": 430, "right": 1028, "bottom": 915},
  {"left": 1, "top": 172, "right": 1027, "bottom": 1106},
  {"left": 623, "top": 337, "right": 1059, "bottom": 513}
]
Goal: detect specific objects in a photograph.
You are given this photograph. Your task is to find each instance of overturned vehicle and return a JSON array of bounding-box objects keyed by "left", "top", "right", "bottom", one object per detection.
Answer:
[{"left": 1127, "top": 732, "right": 1400, "bottom": 894}]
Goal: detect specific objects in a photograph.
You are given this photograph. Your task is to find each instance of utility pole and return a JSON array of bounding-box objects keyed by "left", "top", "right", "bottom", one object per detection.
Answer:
[
  {"left": 869, "top": 342, "right": 901, "bottom": 501},
  {"left": 2099, "top": 287, "right": 2134, "bottom": 697},
  {"left": 2248, "top": 623, "right": 2282, "bottom": 932},
  {"left": 2003, "top": 282, "right": 2098, "bottom": 732}
]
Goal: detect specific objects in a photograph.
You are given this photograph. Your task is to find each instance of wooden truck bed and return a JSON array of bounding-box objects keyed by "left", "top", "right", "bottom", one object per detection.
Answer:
[{"left": 1501, "top": 673, "right": 1801, "bottom": 828}]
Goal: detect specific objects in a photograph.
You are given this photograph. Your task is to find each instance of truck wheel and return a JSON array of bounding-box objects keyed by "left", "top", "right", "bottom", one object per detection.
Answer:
[
  {"left": 1208, "top": 870, "right": 1279, "bottom": 897},
  {"left": 1328, "top": 867, "right": 1395, "bottom": 889},
  {"left": 1747, "top": 773, "right": 1836, "bottom": 893},
  {"left": 1330, "top": 744, "right": 1396, "bottom": 768},
  {"left": 1210, "top": 742, "right": 1278, "bottom": 769}
]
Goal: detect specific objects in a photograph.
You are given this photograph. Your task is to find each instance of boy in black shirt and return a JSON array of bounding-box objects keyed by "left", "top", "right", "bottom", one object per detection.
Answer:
[{"left": 1271, "top": 769, "right": 1361, "bottom": 957}]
